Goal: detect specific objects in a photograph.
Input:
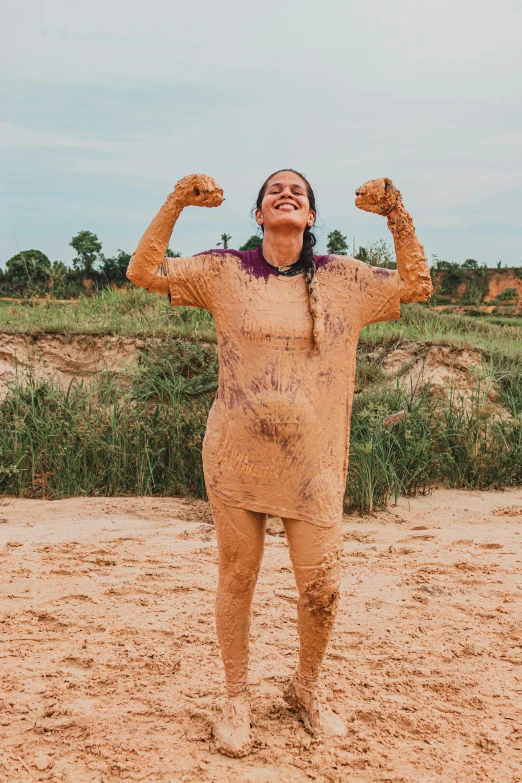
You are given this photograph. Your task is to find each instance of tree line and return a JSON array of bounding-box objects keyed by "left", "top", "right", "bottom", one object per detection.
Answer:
[
  {"left": 0, "top": 231, "right": 182, "bottom": 299},
  {"left": 4, "top": 224, "right": 519, "bottom": 301},
  {"left": 0, "top": 228, "right": 397, "bottom": 299}
]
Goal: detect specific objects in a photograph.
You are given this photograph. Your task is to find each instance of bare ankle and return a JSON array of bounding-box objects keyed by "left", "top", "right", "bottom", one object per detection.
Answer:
[
  {"left": 297, "top": 672, "right": 318, "bottom": 693},
  {"left": 226, "top": 686, "right": 249, "bottom": 699}
]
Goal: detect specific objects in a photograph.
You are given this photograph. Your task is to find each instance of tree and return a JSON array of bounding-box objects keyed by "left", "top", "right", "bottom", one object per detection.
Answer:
[
  {"left": 166, "top": 247, "right": 182, "bottom": 258},
  {"left": 216, "top": 233, "right": 232, "bottom": 250},
  {"left": 99, "top": 250, "right": 132, "bottom": 284},
  {"left": 48, "top": 261, "right": 71, "bottom": 298},
  {"left": 5, "top": 249, "right": 52, "bottom": 289},
  {"left": 326, "top": 230, "right": 348, "bottom": 255},
  {"left": 462, "top": 258, "right": 479, "bottom": 269},
  {"left": 431, "top": 255, "right": 453, "bottom": 270},
  {"left": 70, "top": 230, "right": 102, "bottom": 275},
  {"left": 239, "top": 235, "right": 262, "bottom": 251}
]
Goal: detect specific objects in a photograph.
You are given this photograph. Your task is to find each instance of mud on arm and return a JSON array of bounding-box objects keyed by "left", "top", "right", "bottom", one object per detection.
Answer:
[
  {"left": 126, "top": 174, "right": 224, "bottom": 294},
  {"left": 355, "top": 178, "right": 432, "bottom": 303}
]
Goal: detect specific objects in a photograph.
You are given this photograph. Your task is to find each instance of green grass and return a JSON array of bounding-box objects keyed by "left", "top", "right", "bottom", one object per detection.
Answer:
[
  {"left": 0, "top": 289, "right": 216, "bottom": 341},
  {"left": 0, "top": 343, "right": 217, "bottom": 499},
  {"left": 2, "top": 290, "right": 520, "bottom": 367},
  {"left": 347, "top": 377, "right": 522, "bottom": 512}
]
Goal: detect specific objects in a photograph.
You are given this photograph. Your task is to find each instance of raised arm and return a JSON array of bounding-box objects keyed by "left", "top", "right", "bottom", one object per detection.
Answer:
[
  {"left": 126, "top": 174, "right": 224, "bottom": 293},
  {"left": 355, "top": 178, "right": 432, "bottom": 303}
]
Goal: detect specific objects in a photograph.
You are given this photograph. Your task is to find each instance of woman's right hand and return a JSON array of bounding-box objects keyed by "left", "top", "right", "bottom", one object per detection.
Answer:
[{"left": 172, "top": 174, "right": 225, "bottom": 209}]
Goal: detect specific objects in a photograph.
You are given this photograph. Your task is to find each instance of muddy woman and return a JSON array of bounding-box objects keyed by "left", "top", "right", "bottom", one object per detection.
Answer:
[{"left": 127, "top": 170, "right": 432, "bottom": 757}]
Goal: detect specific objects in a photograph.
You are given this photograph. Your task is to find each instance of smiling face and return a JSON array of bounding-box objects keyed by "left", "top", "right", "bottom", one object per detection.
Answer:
[{"left": 255, "top": 171, "right": 316, "bottom": 235}]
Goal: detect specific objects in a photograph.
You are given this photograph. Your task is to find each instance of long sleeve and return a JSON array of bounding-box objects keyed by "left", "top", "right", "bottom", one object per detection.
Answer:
[
  {"left": 126, "top": 195, "right": 183, "bottom": 292},
  {"left": 354, "top": 178, "right": 432, "bottom": 304},
  {"left": 126, "top": 174, "right": 224, "bottom": 294},
  {"left": 387, "top": 204, "right": 433, "bottom": 304}
]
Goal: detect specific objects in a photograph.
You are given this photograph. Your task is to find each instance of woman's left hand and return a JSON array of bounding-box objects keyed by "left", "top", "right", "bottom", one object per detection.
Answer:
[{"left": 355, "top": 178, "right": 402, "bottom": 216}]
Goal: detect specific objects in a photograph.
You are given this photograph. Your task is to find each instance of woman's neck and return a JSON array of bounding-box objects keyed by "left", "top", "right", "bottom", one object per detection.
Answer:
[{"left": 262, "top": 231, "right": 303, "bottom": 268}]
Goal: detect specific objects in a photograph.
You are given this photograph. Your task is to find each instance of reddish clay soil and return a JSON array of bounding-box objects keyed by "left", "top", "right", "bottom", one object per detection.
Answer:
[
  {"left": 1, "top": 489, "right": 521, "bottom": 783},
  {"left": 432, "top": 269, "right": 522, "bottom": 304}
]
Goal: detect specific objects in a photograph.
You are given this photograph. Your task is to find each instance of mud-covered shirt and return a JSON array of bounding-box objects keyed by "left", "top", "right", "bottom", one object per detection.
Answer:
[{"left": 166, "top": 247, "right": 400, "bottom": 525}]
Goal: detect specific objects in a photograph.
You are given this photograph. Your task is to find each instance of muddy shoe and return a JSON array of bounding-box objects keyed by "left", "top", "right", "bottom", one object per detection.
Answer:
[
  {"left": 214, "top": 694, "right": 253, "bottom": 757},
  {"left": 284, "top": 675, "right": 346, "bottom": 738}
]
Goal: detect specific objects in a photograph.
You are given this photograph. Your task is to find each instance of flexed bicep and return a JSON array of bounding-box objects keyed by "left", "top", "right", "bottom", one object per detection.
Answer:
[
  {"left": 355, "top": 178, "right": 432, "bottom": 304},
  {"left": 126, "top": 174, "right": 224, "bottom": 291}
]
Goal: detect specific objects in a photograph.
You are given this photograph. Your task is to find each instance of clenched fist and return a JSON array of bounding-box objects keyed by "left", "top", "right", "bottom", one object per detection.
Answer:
[
  {"left": 355, "top": 177, "right": 402, "bottom": 216},
  {"left": 173, "top": 174, "right": 224, "bottom": 209}
]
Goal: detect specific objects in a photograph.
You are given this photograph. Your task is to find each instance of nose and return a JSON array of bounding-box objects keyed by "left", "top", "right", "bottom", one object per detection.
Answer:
[{"left": 279, "top": 187, "right": 296, "bottom": 200}]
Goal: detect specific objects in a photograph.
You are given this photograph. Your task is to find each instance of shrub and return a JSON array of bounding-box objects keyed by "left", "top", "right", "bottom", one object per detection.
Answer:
[
  {"left": 5, "top": 250, "right": 52, "bottom": 292},
  {"left": 347, "top": 379, "right": 522, "bottom": 512},
  {"left": 239, "top": 236, "right": 263, "bottom": 251},
  {"left": 496, "top": 288, "right": 518, "bottom": 302}
]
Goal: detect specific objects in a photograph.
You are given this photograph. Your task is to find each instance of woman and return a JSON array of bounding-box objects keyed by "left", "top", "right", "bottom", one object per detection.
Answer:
[{"left": 127, "top": 170, "right": 432, "bottom": 757}]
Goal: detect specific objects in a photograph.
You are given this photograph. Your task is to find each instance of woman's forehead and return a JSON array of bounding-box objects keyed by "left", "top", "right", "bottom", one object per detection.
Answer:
[{"left": 266, "top": 171, "right": 307, "bottom": 189}]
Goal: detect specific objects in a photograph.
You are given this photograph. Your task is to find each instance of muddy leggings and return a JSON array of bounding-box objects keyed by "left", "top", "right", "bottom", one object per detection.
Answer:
[{"left": 208, "top": 490, "right": 343, "bottom": 697}]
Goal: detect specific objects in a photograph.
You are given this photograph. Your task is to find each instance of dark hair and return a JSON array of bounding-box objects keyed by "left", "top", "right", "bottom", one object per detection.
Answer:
[{"left": 255, "top": 169, "right": 324, "bottom": 351}]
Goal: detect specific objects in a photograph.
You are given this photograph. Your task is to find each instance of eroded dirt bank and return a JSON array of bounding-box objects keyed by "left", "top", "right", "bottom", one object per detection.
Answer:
[
  {"left": 1, "top": 489, "right": 521, "bottom": 783},
  {"left": 0, "top": 333, "right": 152, "bottom": 397},
  {"left": 0, "top": 331, "right": 503, "bottom": 409}
]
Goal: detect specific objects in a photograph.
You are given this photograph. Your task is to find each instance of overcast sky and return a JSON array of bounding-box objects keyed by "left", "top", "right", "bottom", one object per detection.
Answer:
[{"left": 1, "top": 0, "right": 521, "bottom": 267}]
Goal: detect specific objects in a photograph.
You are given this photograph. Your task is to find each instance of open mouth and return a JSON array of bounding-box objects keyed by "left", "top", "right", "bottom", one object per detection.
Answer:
[{"left": 274, "top": 202, "right": 298, "bottom": 211}]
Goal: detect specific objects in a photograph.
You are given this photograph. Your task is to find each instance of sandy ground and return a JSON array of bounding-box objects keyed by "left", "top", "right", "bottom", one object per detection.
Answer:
[{"left": 0, "top": 489, "right": 521, "bottom": 783}]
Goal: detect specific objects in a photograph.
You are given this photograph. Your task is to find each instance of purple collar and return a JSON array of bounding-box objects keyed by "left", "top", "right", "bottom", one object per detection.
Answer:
[{"left": 199, "top": 246, "right": 331, "bottom": 281}]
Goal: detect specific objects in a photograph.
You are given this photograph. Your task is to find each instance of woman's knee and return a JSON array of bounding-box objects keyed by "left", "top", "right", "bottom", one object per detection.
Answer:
[
  {"left": 292, "top": 542, "right": 341, "bottom": 626},
  {"left": 299, "top": 570, "right": 340, "bottom": 627}
]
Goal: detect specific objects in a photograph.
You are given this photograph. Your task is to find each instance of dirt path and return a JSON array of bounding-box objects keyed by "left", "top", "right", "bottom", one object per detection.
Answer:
[{"left": 1, "top": 489, "right": 521, "bottom": 783}]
